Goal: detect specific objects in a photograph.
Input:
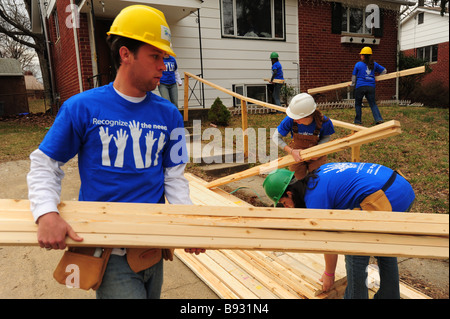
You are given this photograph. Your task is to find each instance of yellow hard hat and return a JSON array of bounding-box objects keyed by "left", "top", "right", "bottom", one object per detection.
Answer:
[
  {"left": 359, "top": 46, "right": 373, "bottom": 55},
  {"left": 107, "top": 5, "right": 176, "bottom": 57}
]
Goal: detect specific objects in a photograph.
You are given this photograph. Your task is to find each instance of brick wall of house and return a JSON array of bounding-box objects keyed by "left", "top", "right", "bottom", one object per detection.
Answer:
[
  {"left": 47, "top": 0, "right": 93, "bottom": 104},
  {"left": 298, "top": 0, "right": 398, "bottom": 102},
  {"left": 403, "top": 42, "right": 449, "bottom": 89}
]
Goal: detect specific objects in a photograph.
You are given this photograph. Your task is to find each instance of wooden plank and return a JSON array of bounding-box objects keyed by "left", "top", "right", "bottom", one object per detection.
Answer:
[
  {"left": 307, "top": 66, "right": 426, "bottom": 94},
  {"left": 174, "top": 249, "right": 239, "bottom": 299},
  {"left": 263, "top": 78, "right": 285, "bottom": 84},
  {"left": 205, "top": 250, "right": 277, "bottom": 299},
  {"left": 205, "top": 120, "right": 402, "bottom": 188}
]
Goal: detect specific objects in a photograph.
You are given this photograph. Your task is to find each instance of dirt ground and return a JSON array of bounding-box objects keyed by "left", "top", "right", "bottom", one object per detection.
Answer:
[{"left": 0, "top": 159, "right": 448, "bottom": 299}]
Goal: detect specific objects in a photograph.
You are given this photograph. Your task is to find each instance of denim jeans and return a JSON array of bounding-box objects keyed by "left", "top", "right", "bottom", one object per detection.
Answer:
[
  {"left": 354, "top": 86, "right": 383, "bottom": 124},
  {"left": 158, "top": 83, "right": 179, "bottom": 107},
  {"left": 96, "top": 254, "right": 164, "bottom": 299},
  {"left": 272, "top": 83, "right": 282, "bottom": 106},
  {"left": 344, "top": 255, "right": 400, "bottom": 299}
]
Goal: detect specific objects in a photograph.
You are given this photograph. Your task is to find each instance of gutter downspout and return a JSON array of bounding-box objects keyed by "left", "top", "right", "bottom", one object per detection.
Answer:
[
  {"left": 38, "top": 0, "right": 56, "bottom": 107},
  {"left": 70, "top": 0, "right": 83, "bottom": 93}
]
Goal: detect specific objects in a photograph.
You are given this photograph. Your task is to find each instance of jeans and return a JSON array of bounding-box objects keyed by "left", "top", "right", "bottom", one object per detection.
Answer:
[
  {"left": 158, "top": 83, "right": 179, "bottom": 107},
  {"left": 96, "top": 254, "right": 164, "bottom": 299},
  {"left": 272, "top": 83, "right": 282, "bottom": 106},
  {"left": 354, "top": 86, "right": 383, "bottom": 124},
  {"left": 344, "top": 255, "right": 400, "bottom": 299}
]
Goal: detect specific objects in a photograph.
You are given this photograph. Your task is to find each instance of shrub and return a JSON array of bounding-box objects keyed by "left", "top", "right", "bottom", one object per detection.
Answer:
[{"left": 208, "top": 97, "right": 231, "bottom": 126}]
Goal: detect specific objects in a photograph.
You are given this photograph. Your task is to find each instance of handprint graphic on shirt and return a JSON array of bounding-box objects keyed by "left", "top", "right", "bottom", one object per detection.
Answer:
[
  {"left": 113, "top": 128, "right": 128, "bottom": 168},
  {"left": 129, "top": 120, "right": 144, "bottom": 169},
  {"left": 153, "top": 132, "right": 166, "bottom": 166},
  {"left": 144, "top": 131, "right": 157, "bottom": 168},
  {"left": 99, "top": 126, "right": 113, "bottom": 166}
]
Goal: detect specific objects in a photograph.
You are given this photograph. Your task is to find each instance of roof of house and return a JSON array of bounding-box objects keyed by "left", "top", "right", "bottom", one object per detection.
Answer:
[
  {"left": 0, "top": 58, "right": 22, "bottom": 76},
  {"left": 24, "top": 75, "right": 44, "bottom": 91},
  {"left": 401, "top": 5, "right": 449, "bottom": 25}
]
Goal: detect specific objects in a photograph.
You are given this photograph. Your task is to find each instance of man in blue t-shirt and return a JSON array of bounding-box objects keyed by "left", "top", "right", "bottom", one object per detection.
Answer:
[
  {"left": 350, "top": 46, "right": 387, "bottom": 125},
  {"left": 27, "top": 5, "right": 204, "bottom": 299},
  {"left": 270, "top": 52, "right": 284, "bottom": 106},
  {"left": 263, "top": 163, "right": 415, "bottom": 299}
]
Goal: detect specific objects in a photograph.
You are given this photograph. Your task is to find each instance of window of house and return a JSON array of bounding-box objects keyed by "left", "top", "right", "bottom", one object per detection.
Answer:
[
  {"left": 232, "top": 84, "right": 268, "bottom": 106},
  {"left": 53, "top": 10, "right": 60, "bottom": 41},
  {"left": 221, "top": 0, "right": 285, "bottom": 40},
  {"left": 417, "top": 45, "right": 438, "bottom": 63},
  {"left": 418, "top": 12, "right": 424, "bottom": 24},
  {"left": 341, "top": 6, "right": 372, "bottom": 35}
]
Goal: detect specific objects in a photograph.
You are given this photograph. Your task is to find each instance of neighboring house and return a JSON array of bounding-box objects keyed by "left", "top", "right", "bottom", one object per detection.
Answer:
[
  {"left": 32, "top": 0, "right": 413, "bottom": 108},
  {"left": 24, "top": 71, "right": 45, "bottom": 99},
  {"left": 400, "top": 5, "right": 449, "bottom": 88},
  {"left": 0, "top": 58, "right": 29, "bottom": 116}
]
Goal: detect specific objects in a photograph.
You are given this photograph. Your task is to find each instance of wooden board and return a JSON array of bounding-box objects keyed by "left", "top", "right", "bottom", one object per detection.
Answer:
[
  {"left": 307, "top": 66, "right": 426, "bottom": 95},
  {"left": 263, "top": 78, "right": 285, "bottom": 84},
  {"left": 0, "top": 197, "right": 447, "bottom": 259}
]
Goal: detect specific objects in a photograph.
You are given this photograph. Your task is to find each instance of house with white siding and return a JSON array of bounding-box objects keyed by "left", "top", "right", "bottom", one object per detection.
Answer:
[
  {"left": 399, "top": 5, "right": 449, "bottom": 88},
  {"left": 32, "top": 0, "right": 413, "bottom": 109}
]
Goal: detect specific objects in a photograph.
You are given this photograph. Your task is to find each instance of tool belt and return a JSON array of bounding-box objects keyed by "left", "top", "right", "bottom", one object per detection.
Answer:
[
  {"left": 53, "top": 247, "right": 175, "bottom": 290},
  {"left": 126, "top": 248, "right": 174, "bottom": 273},
  {"left": 53, "top": 247, "right": 112, "bottom": 291},
  {"left": 358, "top": 171, "right": 398, "bottom": 212}
]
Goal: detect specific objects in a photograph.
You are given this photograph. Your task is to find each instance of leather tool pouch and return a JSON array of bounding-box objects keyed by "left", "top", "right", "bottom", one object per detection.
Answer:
[
  {"left": 53, "top": 247, "right": 112, "bottom": 290},
  {"left": 360, "top": 189, "right": 392, "bottom": 211},
  {"left": 126, "top": 248, "right": 174, "bottom": 273}
]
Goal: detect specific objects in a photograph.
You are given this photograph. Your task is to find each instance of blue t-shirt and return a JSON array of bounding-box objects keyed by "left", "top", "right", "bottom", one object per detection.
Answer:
[
  {"left": 160, "top": 56, "right": 178, "bottom": 85},
  {"left": 304, "top": 163, "right": 415, "bottom": 212},
  {"left": 277, "top": 116, "right": 335, "bottom": 138},
  {"left": 272, "top": 61, "right": 284, "bottom": 80},
  {"left": 352, "top": 61, "right": 385, "bottom": 88},
  {"left": 39, "top": 82, "right": 188, "bottom": 204}
]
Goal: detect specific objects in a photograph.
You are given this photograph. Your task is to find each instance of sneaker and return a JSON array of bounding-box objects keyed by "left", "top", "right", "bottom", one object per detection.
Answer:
[{"left": 376, "top": 121, "right": 384, "bottom": 125}]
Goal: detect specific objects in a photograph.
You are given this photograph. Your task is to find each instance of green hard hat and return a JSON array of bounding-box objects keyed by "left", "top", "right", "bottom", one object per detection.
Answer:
[
  {"left": 270, "top": 52, "right": 279, "bottom": 59},
  {"left": 263, "top": 169, "right": 295, "bottom": 206}
]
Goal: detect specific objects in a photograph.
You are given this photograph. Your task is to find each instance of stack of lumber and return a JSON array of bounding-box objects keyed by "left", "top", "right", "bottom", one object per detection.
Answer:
[
  {"left": 0, "top": 196, "right": 447, "bottom": 258},
  {"left": 0, "top": 173, "right": 443, "bottom": 299},
  {"left": 182, "top": 173, "right": 433, "bottom": 299},
  {"left": 206, "top": 120, "right": 401, "bottom": 188}
]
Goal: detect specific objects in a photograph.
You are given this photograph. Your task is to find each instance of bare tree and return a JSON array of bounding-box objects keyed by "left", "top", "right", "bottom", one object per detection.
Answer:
[{"left": 0, "top": 0, "right": 53, "bottom": 105}]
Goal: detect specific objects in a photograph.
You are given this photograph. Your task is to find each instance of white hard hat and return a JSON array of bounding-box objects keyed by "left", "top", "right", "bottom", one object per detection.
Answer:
[{"left": 286, "top": 93, "right": 316, "bottom": 120}]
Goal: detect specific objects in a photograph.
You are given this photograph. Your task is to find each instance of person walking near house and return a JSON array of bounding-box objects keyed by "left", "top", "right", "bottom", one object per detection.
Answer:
[
  {"left": 272, "top": 93, "right": 335, "bottom": 180},
  {"left": 158, "top": 54, "right": 182, "bottom": 107},
  {"left": 270, "top": 52, "right": 284, "bottom": 106},
  {"left": 351, "top": 46, "right": 387, "bottom": 125},
  {"left": 27, "top": 5, "right": 204, "bottom": 299},
  {"left": 263, "top": 163, "right": 415, "bottom": 299}
]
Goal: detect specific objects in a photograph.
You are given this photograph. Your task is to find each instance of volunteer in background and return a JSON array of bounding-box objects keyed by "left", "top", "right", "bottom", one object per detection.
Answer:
[
  {"left": 158, "top": 54, "right": 182, "bottom": 107},
  {"left": 27, "top": 5, "right": 204, "bottom": 299},
  {"left": 270, "top": 52, "right": 284, "bottom": 106},
  {"left": 263, "top": 163, "right": 415, "bottom": 299},
  {"left": 272, "top": 93, "right": 335, "bottom": 180},
  {"left": 350, "top": 46, "right": 387, "bottom": 125}
]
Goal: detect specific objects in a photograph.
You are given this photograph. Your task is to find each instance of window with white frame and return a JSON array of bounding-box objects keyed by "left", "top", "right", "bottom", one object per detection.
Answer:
[
  {"left": 417, "top": 45, "right": 438, "bottom": 63},
  {"left": 221, "top": 0, "right": 285, "bottom": 40}
]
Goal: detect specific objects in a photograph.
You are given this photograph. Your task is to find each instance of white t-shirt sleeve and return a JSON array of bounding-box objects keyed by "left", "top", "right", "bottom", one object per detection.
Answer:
[
  {"left": 164, "top": 164, "right": 193, "bottom": 205},
  {"left": 27, "top": 149, "right": 65, "bottom": 222}
]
